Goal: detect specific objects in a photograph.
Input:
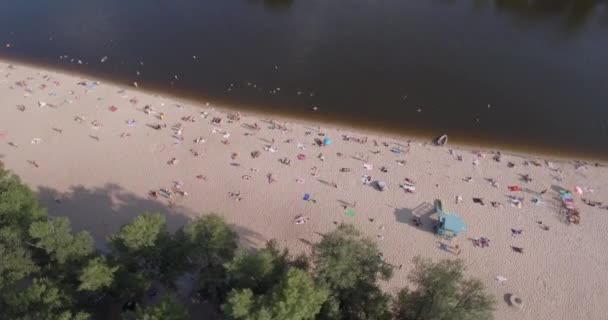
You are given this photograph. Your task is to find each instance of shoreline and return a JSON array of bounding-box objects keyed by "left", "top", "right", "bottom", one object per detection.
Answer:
[
  {"left": 1, "top": 56, "right": 604, "bottom": 163},
  {"left": 2, "top": 60, "right": 608, "bottom": 320}
]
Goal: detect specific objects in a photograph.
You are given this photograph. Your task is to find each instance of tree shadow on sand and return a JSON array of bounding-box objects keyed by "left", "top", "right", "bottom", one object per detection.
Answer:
[{"left": 36, "top": 183, "right": 265, "bottom": 251}]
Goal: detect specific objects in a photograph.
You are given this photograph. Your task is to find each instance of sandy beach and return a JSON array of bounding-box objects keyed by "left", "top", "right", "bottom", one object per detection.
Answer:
[{"left": 1, "top": 61, "right": 607, "bottom": 320}]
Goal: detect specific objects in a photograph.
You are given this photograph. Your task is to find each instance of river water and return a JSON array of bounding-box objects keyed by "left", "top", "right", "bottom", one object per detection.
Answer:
[{"left": 1, "top": 0, "right": 607, "bottom": 158}]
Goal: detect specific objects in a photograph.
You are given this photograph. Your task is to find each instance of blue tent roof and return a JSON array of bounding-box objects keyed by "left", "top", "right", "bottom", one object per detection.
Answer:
[{"left": 440, "top": 214, "right": 466, "bottom": 233}]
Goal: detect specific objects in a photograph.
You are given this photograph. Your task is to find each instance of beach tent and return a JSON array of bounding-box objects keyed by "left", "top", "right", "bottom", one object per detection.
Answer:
[{"left": 433, "top": 199, "right": 466, "bottom": 238}]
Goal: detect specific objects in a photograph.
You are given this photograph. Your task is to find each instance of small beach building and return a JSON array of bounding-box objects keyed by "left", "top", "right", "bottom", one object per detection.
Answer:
[{"left": 434, "top": 199, "right": 466, "bottom": 238}]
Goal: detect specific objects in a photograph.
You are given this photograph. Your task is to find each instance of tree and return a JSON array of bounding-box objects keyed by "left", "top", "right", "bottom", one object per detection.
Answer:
[
  {"left": 109, "top": 213, "right": 171, "bottom": 275},
  {"left": 109, "top": 213, "right": 172, "bottom": 297},
  {"left": 393, "top": 257, "right": 495, "bottom": 320},
  {"left": 28, "top": 217, "right": 93, "bottom": 265},
  {"left": 173, "top": 214, "right": 238, "bottom": 302},
  {"left": 224, "top": 245, "right": 288, "bottom": 294},
  {"left": 178, "top": 214, "right": 238, "bottom": 268},
  {"left": 4, "top": 277, "right": 89, "bottom": 320},
  {"left": 132, "top": 295, "right": 189, "bottom": 320},
  {"left": 224, "top": 268, "right": 328, "bottom": 320},
  {"left": 314, "top": 224, "right": 392, "bottom": 290},
  {"left": 0, "top": 226, "right": 38, "bottom": 290},
  {"left": 313, "top": 224, "right": 393, "bottom": 320},
  {"left": 265, "top": 268, "right": 328, "bottom": 319},
  {"left": 110, "top": 213, "right": 168, "bottom": 252},
  {"left": 0, "top": 165, "right": 46, "bottom": 234},
  {"left": 78, "top": 256, "right": 118, "bottom": 292}
]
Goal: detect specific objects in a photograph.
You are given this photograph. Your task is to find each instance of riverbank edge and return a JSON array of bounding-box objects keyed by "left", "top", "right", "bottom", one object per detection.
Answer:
[{"left": 1, "top": 57, "right": 603, "bottom": 164}]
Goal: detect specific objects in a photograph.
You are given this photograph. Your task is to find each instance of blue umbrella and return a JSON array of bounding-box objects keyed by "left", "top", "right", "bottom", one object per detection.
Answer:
[{"left": 323, "top": 137, "right": 331, "bottom": 146}]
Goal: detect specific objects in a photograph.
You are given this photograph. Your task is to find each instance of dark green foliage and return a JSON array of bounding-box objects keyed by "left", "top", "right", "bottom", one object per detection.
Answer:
[
  {"left": 314, "top": 224, "right": 393, "bottom": 290},
  {"left": 29, "top": 217, "right": 94, "bottom": 265},
  {"left": 132, "top": 295, "right": 189, "bottom": 320},
  {"left": 109, "top": 214, "right": 173, "bottom": 276},
  {"left": 172, "top": 214, "right": 238, "bottom": 303},
  {"left": 178, "top": 214, "right": 238, "bottom": 268},
  {"left": 313, "top": 224, "right": 393, "bottom": 320},
  {"left": 110, "top": 213, "right": 168, "bottom": 253},
  {"left": 224, "top": 268, "right": 328, "bottom": 320},
  {"left": 4, "top": 277, "right": 90, "bottom": 320},
  {"left": 0, "top": 165, "right": 46, "bottom": 233},
  {"left": 78, "top": 256, "right": 118, "bottom": 292},
  {"left": 0, "top": 226, "right": 38, "bottom": 290},
  {"left": 393, "top": 257, "right": 495, "bottom": 320},
  {"left": 223, "top": 240, "right": 327, "bottom": 320},
  {"left": 225, "top": 243, "right": 289, "bottom": 294}
]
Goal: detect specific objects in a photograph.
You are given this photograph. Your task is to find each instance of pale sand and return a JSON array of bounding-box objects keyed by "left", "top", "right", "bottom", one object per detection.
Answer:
[{"left": 1, "top": 61, "right": 608, "bottom": 320}]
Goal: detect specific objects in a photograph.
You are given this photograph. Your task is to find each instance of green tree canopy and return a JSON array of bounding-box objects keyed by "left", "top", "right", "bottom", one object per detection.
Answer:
[
  {"left": 78, "top": 256, "right": 118, "bottom": 292},
  {"left": 110, "top": 213, "right": 168, "bottom": 252},
  {"left": 4, "top": 277, "right": 89, "bottom": 320},
  {"left": 224, "top": 268, "right": 328, "bottom": 320},
  {"left": 224, "top": 244, "right": 288, "bottom": 294},
  {"left": 313, "top": 224, "right": 393, "bottom": 320},
  {"left": 179, "top": 214, "right": 238, "bottom": 268},
  {"left": 132, "top": 295, "right": 189, "bottom": 320},
  {"left": 314, "top": 224, "right": 392, "bottom": 290},
  {"left": 0, "top": 226, "right": 38, "bottom": 290},
  {"left": 28, "top": 217, "right": 94, "bottom": 265},
  {"left": 0, "top": 166, "right": 46, "bottom": 233},
  {"left": 109, "top": 213, "right": 171, "bottom": 275},
  {"left": 109, "top": 213, "right": 173, "bottom": 298},
  {"left": 393, "top": 257, "right": 495, "bottom": 320},
  {"left": 172, "top": 214, "right": 238, "bottom": 303}
]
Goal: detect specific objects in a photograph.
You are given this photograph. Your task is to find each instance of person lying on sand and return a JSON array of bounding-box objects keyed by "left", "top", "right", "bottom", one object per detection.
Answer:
[
  {"left": 537, "top": 221, "right": 550, "bottom": 231},
  {"left": 28, "top": 160, "right": 39, "bottom": 168},
  {"left": 491, "top": 201, "right": 503, "bottom": 208},
  {"left": 473, "top": 198, "right": 485, "bottom": 206},
  {"left": 511, "top": 246, "right": 524, "bottom": 253}
]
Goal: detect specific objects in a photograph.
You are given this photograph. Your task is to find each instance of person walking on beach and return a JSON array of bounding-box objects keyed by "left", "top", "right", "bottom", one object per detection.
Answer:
[{"left": 453, "top": 244, "right": 461, "bottom": 256}]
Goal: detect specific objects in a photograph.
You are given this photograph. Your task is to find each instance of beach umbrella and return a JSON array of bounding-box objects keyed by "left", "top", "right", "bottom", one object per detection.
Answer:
[{"left": 323, "top": 137, "right": 331, "bottom": 146}]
